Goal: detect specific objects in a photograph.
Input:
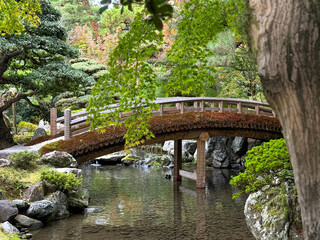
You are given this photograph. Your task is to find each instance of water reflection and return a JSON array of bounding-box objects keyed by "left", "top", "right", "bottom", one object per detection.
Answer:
[{"left": 33, "top": 165, "right": 254, "bottom": 240}]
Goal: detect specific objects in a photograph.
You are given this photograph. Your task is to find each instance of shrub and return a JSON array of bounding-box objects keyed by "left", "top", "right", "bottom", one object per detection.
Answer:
[
  {"left": 0, "top": 168, "right": 24, "bottom": 192},
  {"left": 8, "top": 151, "right": 39, "bottom": 170},
  {"left": 13, "top": 133, "right": 33, "bottom": 145},
  {"left": 17, "top": 121, "right": 38, "bottom": 133},
  {"left": 40, "top": 170, "right": 82, "bottom": 193},
  {"left": 230, "top": 138, "right": 293, "bottom": 198}
]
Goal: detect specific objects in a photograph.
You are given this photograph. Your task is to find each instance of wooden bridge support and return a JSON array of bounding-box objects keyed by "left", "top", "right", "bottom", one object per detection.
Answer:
[
  {"left": 174, "top": 139, "right": 182, "bottom": 182},
  {"left": 196, "top": 132, "right": 209, "bottom": 189}
]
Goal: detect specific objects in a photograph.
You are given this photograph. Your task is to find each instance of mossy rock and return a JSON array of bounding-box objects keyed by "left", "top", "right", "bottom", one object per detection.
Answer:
[
  {"left": 148, "top": 155, "right": 171, "bottom": 167},
  {"left": 121, "top": 155, "right": 140, "bottom": 165},
  {"left": 67, "top": 197, "right": 87, "bottom": 213}
]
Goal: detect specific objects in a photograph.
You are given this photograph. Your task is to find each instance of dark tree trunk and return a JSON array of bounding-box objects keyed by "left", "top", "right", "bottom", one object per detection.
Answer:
[
  {"left": 0, "top": 113, "right": 15, "bottom": 150},
  {"left": 249, "top": 0, "right": 320, "bottom": 239}
]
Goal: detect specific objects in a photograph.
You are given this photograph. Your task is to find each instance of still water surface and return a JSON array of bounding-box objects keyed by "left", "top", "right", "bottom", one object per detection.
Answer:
[{"left": 33, "top": 164, "right": 254, "bottom": 240}]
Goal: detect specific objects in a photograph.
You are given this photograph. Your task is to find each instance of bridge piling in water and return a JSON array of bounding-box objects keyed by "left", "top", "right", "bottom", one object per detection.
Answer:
[
  {"left": 196, "top": 132, "right": 209, "bottom": 189},
  {"left": 173, "top": 139, "right": 182, "bottom": 182}
]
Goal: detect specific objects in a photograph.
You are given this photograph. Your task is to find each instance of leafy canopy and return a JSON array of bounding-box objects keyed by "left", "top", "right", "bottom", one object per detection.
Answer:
[
  {"left": 0, "top": 0, "right": 41, "bottom": 35},
  {"left": 230, "top": 139, "right": 293, "bottom": 198}
]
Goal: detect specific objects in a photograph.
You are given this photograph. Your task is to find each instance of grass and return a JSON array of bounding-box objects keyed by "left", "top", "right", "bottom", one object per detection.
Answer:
[{"left": 0, "top": 226, "right": 19, "bottom": 240}]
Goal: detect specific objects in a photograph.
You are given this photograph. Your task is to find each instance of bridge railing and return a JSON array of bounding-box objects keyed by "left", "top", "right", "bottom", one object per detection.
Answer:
[{"left": 50, "top": 97, "right": 276, "bottom": 140}]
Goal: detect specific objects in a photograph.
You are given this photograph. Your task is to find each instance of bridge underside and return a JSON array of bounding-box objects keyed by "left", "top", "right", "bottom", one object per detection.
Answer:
[{"left": 41, "top": 112, "right": 282, "bottom": 164}]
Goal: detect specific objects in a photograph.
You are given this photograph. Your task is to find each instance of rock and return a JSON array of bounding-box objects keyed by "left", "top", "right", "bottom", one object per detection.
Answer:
[
  {"left": 1, "top": 221, "right": 20, "bottom": 234},
  {"left": 247, "top": 138, "right": 263, "bottom": 151},
  {"left": 148, "top": 155, "right": 172, "bottom": 167},
  {"left": 47, "top": 191, "right": 69, "bottom": 220},
  {"left": 232, "top": 137, "right": 247, "bottom": 155},
  {"left": 53, "top": 168, "right": 82, "bottom": 178},
  {"left": 163, "top": 140, "right": 197, "bottom": 162},
  {"left": 244, "top": 187, "right": 291, "bottom": 240},
  {"left": 0, "top": 191, "right": 2, "bottom": 200},
  {"left": 26, "top": 200, "right": 54, "bottom": 220},
  {"left": 14, "top": 214, "right": 43, "bottom": 230},
  {"left": 0, "top": 158, "right": 11, "bottom": 167},
  {"left": 95, "top": 152, "right": 126, "bottom": 165},
  {"left": 184, "top": 141, "right": 197, "bottom": 155},
  {"left": 12, "top": 200, "right": 29, "bottom": 213},
  {"left": 121, "top": 154, "right": 140, "bottom": 165},
  {"left": 162, "top": 141, "right": 175, "bottom": 155},
  {"left": 24, "top": 182, "right": 45, "bottom": 202},
  {"left": 40, "top": 151, "right": 78, "bottom": 168},
  {"left": 31, "top": 128, "right": 47, "bottom": 140},
  {"left": 43, "top": 182, "right": 57, "bottom": 195},
  {"left": 67, "top": 197, "right": 88, "bottom": 213},
  {"left": 0, "top": 200, "right": 18, "bottom": 222}
]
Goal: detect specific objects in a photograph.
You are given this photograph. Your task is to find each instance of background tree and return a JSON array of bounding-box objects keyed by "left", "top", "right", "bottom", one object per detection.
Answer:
[
  {"left": 0, "top": 0, "right": 41, "bottom": 35},
  {"left": 0, "top": 0, "right": 89, "bottom": 149}
]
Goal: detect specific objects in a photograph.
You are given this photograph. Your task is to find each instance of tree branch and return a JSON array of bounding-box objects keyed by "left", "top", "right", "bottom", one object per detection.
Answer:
[{"left": 0, "top": 91, "right": 38, "bottom": 112}]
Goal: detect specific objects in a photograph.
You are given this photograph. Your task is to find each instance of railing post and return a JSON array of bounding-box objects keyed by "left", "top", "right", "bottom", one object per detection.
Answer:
[
  {"left": 255, "top": 104, "right": 260, "bottom": 115},
  {"left": 50, "top": 108, "right": 57, "bottom": 136},
  {"left": 227, "top": 103, "right": 231, "bottom": 112},
  {"left": 219, "top": 101, "right": 223, "bottom": 112},
  {"left": 237, "top": 102, "right": 242, "bottom": 114},
  {"left": 210, "top": 102, "right": 215, "bottom": 112},
  {"left": 272, "top": 110, "right": 276, "bottom": 117},
  {"left": 194, "top": 101, "right": 198, "bottom": 109},
  {"left": 64, "top": 109, "right": 72, "bottom": 140},
  {"left": 197, "top": 132, "right": 209, "bottom": 189},
  {"left": 160, "top": 104, "right": 163, "bottom": 116},
  {"left": 200, "top": 100, "right": 204, "bottom": 112},
  {"left": 180, "top": 102, "right": 184, "bottom": 114}
]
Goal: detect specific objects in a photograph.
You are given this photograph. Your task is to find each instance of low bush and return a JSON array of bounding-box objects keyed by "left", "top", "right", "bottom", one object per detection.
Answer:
[
  {"left": 8, "top": 151, "right": 40, "bottom": 170},
  {"left": 40, "top": 170, "right": 82, "bottom": 193},
  {"left": 17, "top": 121, "right": 38, "bottom": 133},
  {"left": 230, "top": 138, "right": 293, "bottom": 198},
  {"left": 13, "top": 133, "right": 33, "bottom": 145},
  {"left": 0, "top": 168, "right": 24, "bottom": 192}
]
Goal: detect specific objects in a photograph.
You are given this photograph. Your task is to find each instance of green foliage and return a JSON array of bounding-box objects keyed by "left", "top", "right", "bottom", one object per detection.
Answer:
[
  {"left": 165, "top": 0, "right": 226, "bottom": 96},
  {"left": 8, "top": 151, "right": 40, "bottom": 170},
  {"left": 17, "top": 121, "right": 38, "bottom": 132},
  {"left": 13, "top": 133, "right": 33, "bottom": 145},
  {"left": 0, "top": 0, "right": 41, "bottom": 35},
  {"left": 40, "top": 170, "right": 82, "bottom": 193},
  {"left": 87, "top": 11, "right": 162, "bottom": 149},
  {"left": 0, "top": 168, "right": 24, "bottom": 192},
  {"left": 230, "top": 139, "right": 293, "bottom": 198},
  {"left": 38, "top": 141, "right": 62, "bottom": 155}
]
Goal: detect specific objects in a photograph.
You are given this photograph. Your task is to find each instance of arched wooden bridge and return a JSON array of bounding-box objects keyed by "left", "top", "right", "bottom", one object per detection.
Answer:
[{"left": 48, "top": 97, "right": 282, "bottom": 188}]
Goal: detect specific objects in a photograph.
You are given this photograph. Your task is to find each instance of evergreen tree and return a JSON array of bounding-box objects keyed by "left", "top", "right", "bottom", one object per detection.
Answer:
[{"left": 0, "top": 0, "right": 89, "bottom": 149}]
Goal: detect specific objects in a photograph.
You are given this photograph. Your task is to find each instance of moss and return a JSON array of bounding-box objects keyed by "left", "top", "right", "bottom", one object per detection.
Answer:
[{"left": 38, "top": 141, "right": 62, "bottom": 155}]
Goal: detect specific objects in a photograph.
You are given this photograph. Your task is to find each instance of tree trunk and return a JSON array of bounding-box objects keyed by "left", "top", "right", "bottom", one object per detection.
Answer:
[
  {"left": 249, "top": 0, "right": 320, "bottom": 239},
  {"left": 0, "top": 112, "right": 15, "bottom": 150}
]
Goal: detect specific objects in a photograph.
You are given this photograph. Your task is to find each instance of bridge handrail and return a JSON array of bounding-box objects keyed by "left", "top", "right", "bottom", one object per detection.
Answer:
[{"left": 50, "top": 97, "right": 276, "bottom": 139}]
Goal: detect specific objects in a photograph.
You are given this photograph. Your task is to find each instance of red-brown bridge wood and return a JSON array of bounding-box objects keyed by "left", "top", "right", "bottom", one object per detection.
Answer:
[{"left": 48, "top": 97, "right": 281, "bottom": 188}]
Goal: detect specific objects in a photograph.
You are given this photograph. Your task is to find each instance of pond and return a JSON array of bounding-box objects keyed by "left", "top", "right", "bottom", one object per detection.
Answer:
[{"left": 33, "top": 163, "right": 254, "bottom": 240}]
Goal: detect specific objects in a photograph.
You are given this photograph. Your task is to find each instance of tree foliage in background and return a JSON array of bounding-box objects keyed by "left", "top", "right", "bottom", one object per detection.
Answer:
[
  {"left": 0, "top": 0, "right": 41, "bottom": 35},
  {"left": 0, "top": 0, "right": 89, "bottom": 148},
  {"left": 230, "top": 139, "right": 293, "bottom": 198},
  {"left": 87, "top": 11, "right": 162, "bottom": 148}
]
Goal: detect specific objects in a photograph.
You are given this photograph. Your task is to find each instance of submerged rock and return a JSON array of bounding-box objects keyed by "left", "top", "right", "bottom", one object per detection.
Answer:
[
  {"left": 40, "top": 151, "right": 78, "bottom": 168},
  {"left": 95, "top": 152, "right": 126, "bottom": 165},
  {"left": 0, "top": 200, "right": 18, "bottom": 222}
]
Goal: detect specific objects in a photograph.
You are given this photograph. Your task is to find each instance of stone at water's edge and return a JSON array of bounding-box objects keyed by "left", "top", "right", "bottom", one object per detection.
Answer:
[
  {"left": 40, "top": 151, "right": 78, "bottom": 168},
  {"left": 47, "top": 191, "right": 69, "bottom": 220},
  {"left": 244, "top": 185, "right": 302, "bottom": 240},
  {"left": 0, "top": 200, "right": 18, "bottom": 222},
  {"left": 12, "top": 200, "right": 29, "bottom": 213},
  {"left": 1, "top": 221, "right": 20, "bottom": 234},
  {"left": 26, "top": 200, "right": 54, "bottom": 220},
  {"left": 95, "top": 152, "right": 126, "bottom": 165},
  {"left": 14, "top": 214, "right": 43, "bottom": 230}
]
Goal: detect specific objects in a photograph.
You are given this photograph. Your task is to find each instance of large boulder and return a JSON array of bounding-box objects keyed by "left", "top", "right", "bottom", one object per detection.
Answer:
[
  {"left": 231, "top": 137, "right": 247, "bottom": 155},
  {"left": 95, "top": 152, "right": 126, "bottom": 165},
  {"left": 0, "top": 200, "right": 18, "bottom": 222},
  {"left": 24, "top": 182, "right": 45, "bottom": 202},
  {"left": 40, "top": 151, "right": 78, "bottom": 168},
  {"left": 1, "top": 221, "right": 19, "bottom": 234},
  {"left": 14, "top": 214, "right": 43, "bottom": 230},
  {"left": 47, "top": 191, "right": 69, "bottom": 220},
  {"left": 244, "top": 185, "right": 302, "bottom": 240},
  {"left": 26, "top": 200, "right": 54, "bottom": 220},
  {"left": 12, "top": 200, "right": 29, "bottom": 213}
]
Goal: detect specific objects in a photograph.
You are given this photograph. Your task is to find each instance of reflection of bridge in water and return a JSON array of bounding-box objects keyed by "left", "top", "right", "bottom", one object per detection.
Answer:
[{"left": 49, "top": 97, "right": 282, "bottom": 188}]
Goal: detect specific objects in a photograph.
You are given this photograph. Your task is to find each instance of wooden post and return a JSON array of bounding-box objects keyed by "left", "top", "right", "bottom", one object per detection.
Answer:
[
  {"left": 194, "top": 101, "right": 198, "bottom": 109},
  {"left": 64, "top": 109, "right": 72, "bottom": 140},
  {"left": 197, "top": 132, "right": 209, "bottom": 189},
  {"left": 50, "top": 108, "right": 57, "bottom": 136},
  {"left": 196, "top": 189, "right": 206, "bottom": 239},
  {"left": 160, "top": 104, "right": 163, "bottom": 116},
  {"left": 219, "top": 101, "right": 223, "bottom": 112},
  {"left": 200, "top": 100, "right": 204, "bottom": 112},
  {"left": 210, "top": 102, "right": 215, "bottom": 112},
  {"left": 174, "top": 139, "right": 182, "bottom": 182},
  {"left": 237, "top": 102, "right": 242, "bottom": 114},
  {"left": 255, "top": 104, "right": 260, "bottom": 115},
  {"left": 180, "top": 102, "right": 184, "bottom": 114}
]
